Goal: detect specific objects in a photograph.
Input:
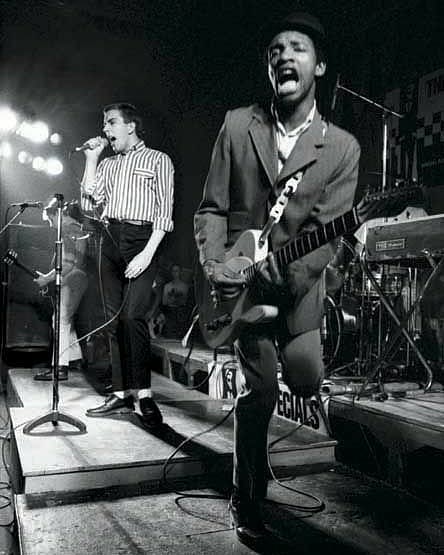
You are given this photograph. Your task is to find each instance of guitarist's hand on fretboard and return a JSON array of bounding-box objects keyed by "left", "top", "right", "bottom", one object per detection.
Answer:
[{"left": 203, "top": 260, "right": 246, "bottom": 300}]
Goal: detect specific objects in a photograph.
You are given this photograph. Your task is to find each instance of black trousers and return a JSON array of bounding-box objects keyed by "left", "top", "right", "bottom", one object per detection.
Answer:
[
  {"left": 101, "top": 222, "right": 157, "bottom": 391},
  {"left": 234, "top": 325, "right": 323, "bottom": 502}
]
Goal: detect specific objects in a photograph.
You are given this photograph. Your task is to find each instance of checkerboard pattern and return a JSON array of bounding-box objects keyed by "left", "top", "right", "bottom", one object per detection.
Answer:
[{"left": 416, "top": 110, "right": 444, "bottom": 147}]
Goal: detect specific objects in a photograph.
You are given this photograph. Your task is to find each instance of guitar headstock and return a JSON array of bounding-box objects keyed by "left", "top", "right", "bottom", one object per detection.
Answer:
[
  {"left": 356, "top": 184, "right": 424, "bottom": 225},
  {"left": 2, "top": 249, "right": 18, "bottom": 266}
]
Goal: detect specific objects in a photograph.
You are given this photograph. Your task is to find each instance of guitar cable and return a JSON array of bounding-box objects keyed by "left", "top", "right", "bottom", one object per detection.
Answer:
[
  {"left": 264, "top": 394, "right": 330, "bottom": 514},
  {"left": 160, "top": 372, "right": 328, "bottom": 517}
]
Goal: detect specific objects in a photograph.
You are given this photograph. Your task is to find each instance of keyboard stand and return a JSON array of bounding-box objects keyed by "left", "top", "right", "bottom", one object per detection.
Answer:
[{"left": 356, "top": 249, "right": 444, "bottom": 397}]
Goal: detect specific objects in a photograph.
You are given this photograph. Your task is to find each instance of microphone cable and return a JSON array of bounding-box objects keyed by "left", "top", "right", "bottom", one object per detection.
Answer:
[
  {"left": 56, "top": 282, "right": 131, "bottom": 373},
  {"left": 57, "top": 230, "right": 130, "bottom": 364}
]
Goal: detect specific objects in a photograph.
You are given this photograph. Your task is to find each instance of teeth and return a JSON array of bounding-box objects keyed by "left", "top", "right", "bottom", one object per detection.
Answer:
[{"left": 278, "top": 68, "right": 297, "bottom": 83}]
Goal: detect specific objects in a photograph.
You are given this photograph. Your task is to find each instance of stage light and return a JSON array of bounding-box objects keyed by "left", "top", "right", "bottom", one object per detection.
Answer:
[
  {"left": 0, "top": 141, "right": 13, "bottom": 158},
  {"left": 0, "top": 107, "right": 18, "bottom": 133},
  {"left": 18, "top": 150, "right": 33, "bottom": 164},
  {"left": 17, "top": 120, "right": 50, "bottom": 144},
  {"left": 32, "top": 156, "right": 46, "bottom": 171},
  {"left": 46, "top": 157, "right": 63, "bottom": 176},
  {"left": 49, "top": 132, "right": 62, "bottom": 145}
]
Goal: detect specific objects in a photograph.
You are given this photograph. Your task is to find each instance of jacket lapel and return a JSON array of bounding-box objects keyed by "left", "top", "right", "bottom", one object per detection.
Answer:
[
  {"left": 248, "top": 107, "right": 278, "bottom": 187},
  {"left": 276, "top": 110, "right": 327, "bottom": 189}
]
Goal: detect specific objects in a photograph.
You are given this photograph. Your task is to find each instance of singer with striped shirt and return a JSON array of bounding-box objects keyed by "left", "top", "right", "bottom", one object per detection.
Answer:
[{"left": 80, "top": 102, "right": 174, "bottom": 427}]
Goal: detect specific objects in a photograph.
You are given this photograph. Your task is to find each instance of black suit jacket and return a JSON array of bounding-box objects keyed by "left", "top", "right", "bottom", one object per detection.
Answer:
[{"left": 195, "top": 104, "right": 360, "bottom": 335}]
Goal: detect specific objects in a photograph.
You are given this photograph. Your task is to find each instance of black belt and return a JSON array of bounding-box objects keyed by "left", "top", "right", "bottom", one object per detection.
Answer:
[{"left": 108, "top": 218, "right": 151, "bottom": 226}]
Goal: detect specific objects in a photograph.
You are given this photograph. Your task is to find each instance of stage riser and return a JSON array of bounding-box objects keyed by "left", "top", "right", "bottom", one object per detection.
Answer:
[
  {"left": 329, "top": 392, "right": 444, "bottom": 495},
  {"left": 8, "top": 369, "right": 336, "bottom": 499},
  {"left": 22, "top": 459, "right": 208, "bottom": 496}
]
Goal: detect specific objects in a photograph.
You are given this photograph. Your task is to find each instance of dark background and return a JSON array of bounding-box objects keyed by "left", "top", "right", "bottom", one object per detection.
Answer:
[{"left": 0, "top": 0, "right": 443, "bottom": 268}]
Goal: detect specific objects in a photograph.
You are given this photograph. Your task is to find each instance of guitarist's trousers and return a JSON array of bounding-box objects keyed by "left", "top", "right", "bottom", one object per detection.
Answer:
[
  {"left": 58, "top": 269, "right": 88, "bottom": 366},
  {"left": 233, "top": 326, "right": 323, "bottom": 501}
]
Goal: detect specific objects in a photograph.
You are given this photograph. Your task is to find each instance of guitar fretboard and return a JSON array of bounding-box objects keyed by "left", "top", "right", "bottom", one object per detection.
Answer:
[{"left": 244, "top": 207, "right": 360, "bottom": 282}]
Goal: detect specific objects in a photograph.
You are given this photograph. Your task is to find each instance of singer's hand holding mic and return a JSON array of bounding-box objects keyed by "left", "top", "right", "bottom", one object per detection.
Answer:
[{"left": 74, "top": 136, "right": 109, "bottom": 154}]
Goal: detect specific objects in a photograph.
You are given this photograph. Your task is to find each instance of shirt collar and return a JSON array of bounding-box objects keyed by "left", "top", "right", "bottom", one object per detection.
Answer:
[
  {"left": 271, "top": 101, "right": 316, "bottom": 138},
  {"left": 120, "top": 140, "right": 145, "bottom": 156}
]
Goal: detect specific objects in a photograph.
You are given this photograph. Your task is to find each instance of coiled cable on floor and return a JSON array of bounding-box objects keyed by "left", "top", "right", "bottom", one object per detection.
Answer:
[
  {"left": 265, "top": 394, "right": 332, "bottom": 513},
  {"left": 160, "top": 402, "right": 234, "bottom": 500}
]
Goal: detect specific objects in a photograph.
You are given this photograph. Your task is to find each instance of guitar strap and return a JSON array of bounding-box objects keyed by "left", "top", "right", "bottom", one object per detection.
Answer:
[{"left": 258, "top": 171, "right": 304, "bottom": 247}]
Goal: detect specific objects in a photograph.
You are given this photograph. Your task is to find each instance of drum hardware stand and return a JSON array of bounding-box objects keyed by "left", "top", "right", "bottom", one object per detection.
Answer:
[
  {"left": 23, "top": 194, "right": 86, "bottom": 434},
  {"left": 324, "top": 239, "right": 371, "bottom": 379},
  {"left": 355, "top": 250, "right": 444, "bottom": 399},
  {"left": 403, "top": 267, "right": 421, "bottom": 368}
]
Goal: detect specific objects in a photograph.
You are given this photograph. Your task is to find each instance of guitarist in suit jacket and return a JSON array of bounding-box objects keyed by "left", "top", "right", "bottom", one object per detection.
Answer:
[{"left": 194, "top": 11, "right": 360, "bottom": 550}]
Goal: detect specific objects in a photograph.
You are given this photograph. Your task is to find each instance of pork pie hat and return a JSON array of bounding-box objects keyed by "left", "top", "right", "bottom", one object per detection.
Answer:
[{"left": 262, "top": 11, "right": 326, "bottom": 51}]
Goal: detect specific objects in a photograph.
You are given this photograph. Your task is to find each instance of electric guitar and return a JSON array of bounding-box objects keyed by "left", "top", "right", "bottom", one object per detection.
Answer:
[
  {"left": 197, "top": 186, "right": 423, "bottom": 349},
  {"left": 2, "top": 249, "right": 50, "bottom": 297}
]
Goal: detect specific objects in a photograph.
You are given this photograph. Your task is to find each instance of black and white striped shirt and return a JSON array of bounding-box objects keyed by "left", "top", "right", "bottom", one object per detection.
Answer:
[{"left": 81, "top": 141, "right": 174, "bottom": 231}]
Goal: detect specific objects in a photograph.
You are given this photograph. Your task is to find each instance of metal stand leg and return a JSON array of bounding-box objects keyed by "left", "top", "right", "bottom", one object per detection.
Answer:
[
  {"left": 23, "top": 194, "right": 86, "bottom": 435},
  {"left": 357, "top": 251, "right": 444, "bottom": 396}
]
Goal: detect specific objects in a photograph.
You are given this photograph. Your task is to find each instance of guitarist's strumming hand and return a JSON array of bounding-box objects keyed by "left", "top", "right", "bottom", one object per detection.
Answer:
[
  {"left": 203, "top": 260, "right": 246, "bottom": 300},
  {"left": 256, "top": 253, "right": 289, "bottom": 302}
]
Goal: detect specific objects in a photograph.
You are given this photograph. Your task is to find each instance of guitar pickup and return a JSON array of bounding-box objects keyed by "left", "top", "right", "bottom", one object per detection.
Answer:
[{"left": 205, "top": 313, "right": 232, "bottom": 331}]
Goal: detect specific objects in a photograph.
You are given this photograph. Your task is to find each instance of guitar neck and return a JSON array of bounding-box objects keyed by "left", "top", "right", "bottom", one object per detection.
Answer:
[
  {"left": 276, "top": 208, "right": 360, "bottom": 270},
  {"left": 10, "top": 259, "right": 39, "bottom": 279},
  {"left": 245, "top": 207, "right": 360, "bottom": 281}
]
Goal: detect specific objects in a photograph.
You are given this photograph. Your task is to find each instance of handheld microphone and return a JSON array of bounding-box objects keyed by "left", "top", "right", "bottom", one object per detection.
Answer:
[
  {"left": 331, "top": 73, "right": 341, "bottom": 112},
  {"left": 11, "top": 201, "right": 43, "bottom": 208},
  {"left": 74, "top": 137, "right": 109, "bottom": 152}
]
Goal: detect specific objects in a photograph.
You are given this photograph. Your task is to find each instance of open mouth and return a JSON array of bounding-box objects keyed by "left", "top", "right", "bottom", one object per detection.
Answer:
[{"left": 277, "top": 68, "right": 299, "bottom": 84}]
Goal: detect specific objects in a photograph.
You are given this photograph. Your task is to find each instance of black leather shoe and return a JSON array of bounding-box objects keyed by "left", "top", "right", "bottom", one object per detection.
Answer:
[
  {"left": 229, "top": 492, "right": 270, "bottom": 550},
  {"left": 34, "top": 367, "right": 68, "bottom": 381},
  {"left": 86, "top": 395, "right": 134, "bottom": 417},
  {"left": 139, "top": 397, "right": 163, "bottom": 428}
]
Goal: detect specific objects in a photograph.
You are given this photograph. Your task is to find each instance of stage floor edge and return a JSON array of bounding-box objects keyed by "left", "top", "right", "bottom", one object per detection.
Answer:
[{"left": 8, "top": 368, "right": 336, "bottom": 497}]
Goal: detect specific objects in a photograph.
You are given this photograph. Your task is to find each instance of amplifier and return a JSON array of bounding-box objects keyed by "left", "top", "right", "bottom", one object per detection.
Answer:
[{"left": 365, "top": 214, "right": 444, "bottom": 264}]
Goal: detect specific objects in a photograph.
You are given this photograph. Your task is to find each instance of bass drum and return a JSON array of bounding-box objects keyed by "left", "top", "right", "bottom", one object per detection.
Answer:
[{"left": 321, "top": 294, "right": 361, "bottom": 370}]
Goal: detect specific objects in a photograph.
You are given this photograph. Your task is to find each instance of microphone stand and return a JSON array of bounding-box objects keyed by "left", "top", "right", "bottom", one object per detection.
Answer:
[
  {"left": 0, "top": 205, "right": 29, "bottom": 238},
  {"left": 23, "top": 194, "right": 86, "bottom": 434},
  {"left": 334, "top": 81, "right": 404, "bottom": 191}
]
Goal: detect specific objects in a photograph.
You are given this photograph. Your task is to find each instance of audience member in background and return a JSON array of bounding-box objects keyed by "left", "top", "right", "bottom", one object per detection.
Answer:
[
  {"left": 161, "top": 264, "right": 191, "bottom": 338},
  {"left": 146, "top": 273, "right": 167, "bottom": 339},
  {"left": 162, "top": 264, "right": 189, "bottom": 308},
  {"left": 34, "top": 201, "right": 89, "bottom": 381}
]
